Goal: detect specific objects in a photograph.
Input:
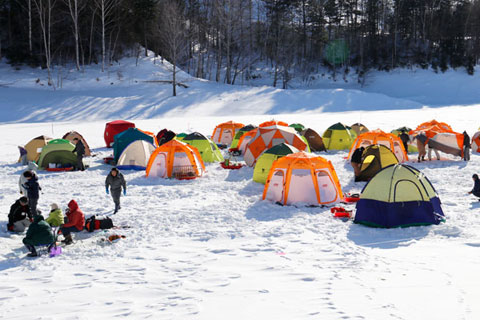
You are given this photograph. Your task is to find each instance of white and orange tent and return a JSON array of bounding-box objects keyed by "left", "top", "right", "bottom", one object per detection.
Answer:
[
  {"left": 411, "top": 120, "right": 463, "bottom": 157},
  {"left": 146, "top": 140, "right": 205, "bottom": 180},
  {"left": 244, "top": 126, "right": 308, "bottom": 166},
  {"left": 347, "top": 129, "right": 408, "bottom": 162},
  {"left": 262, "top": 152, "right": 343, "bottom": 206},
  {"left": 259, "top": 120, "right": 288, "bottom": 128},
  {"left": 237, "top": 129, "right": 258, "bottom": 155},
  {"left": 211, "top": 121, "right": 245, "bottom": 146},
  {"left": 472, "top": 131, "right": 480, "bottom": 153}
]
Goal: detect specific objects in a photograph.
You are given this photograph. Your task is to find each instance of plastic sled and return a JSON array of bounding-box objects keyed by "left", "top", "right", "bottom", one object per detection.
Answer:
[{"left": 220, "top": 161, "right": 244, "bottom": 170}]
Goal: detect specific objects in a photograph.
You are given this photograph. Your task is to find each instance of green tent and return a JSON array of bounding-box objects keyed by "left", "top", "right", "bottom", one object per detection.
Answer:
[
  {"left": 253, "top": 143, "right": 299, "bottom": 184},
  {"left": 289, "top": 123, "right": 305, "bottom": 133},
  {"left": 37, "top": 139, "right": 77, "bottom": 169},
  {"left": 175, "top": 132, "right": 187, "bottom": 141},
  {"left": 230, "top": 124, "right": 256, "bottom": 149},
  {"left": 182, "top": 132, "right": 224, "bottom": 163},
  {"left": 323, "top": 122, "right": 357, "bottom": 150}
]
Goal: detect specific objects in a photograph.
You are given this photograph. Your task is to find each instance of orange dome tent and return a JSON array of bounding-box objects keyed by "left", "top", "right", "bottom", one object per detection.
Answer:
[
  {"left": 472, "top": 131, "right": 480, "bottom": 153},
  {"left": 211, "top": 121, "right": 245, "bottom": 146},
  {"left": 146, "top": 140, "right": 205, "bottom": 180},
  {"left": 262, "top": 152, "right": 343, "bottom": 206},
  {"left": 347, "top": 129, "right": 408, "bottom": 162},
  {"left": 259, "top": 120, "right": 288, "bottom": 128},
  {"left": 237, "top": 128, "right": 258, "bottom": 155},
  {"left": 244, "top": 126, "right": 308, "bottom": 166}
]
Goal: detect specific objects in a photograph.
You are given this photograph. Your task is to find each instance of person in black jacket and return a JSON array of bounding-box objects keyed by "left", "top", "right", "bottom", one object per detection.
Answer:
[
  {"left": 105, "top": 167, "right": 126, "bottom": 214},
  {"left": 468, "top": 174, "right": 480, "bottom": 200},
  {"left": 23, "top": 172, "right": 41, "bottom": 217},
  {"left": 463, "top": 131, "right": 471, "bottom": 161},
  {"left": 7, "top": 196, "right": 32, "bottom": 232},
  {"left": 350, "top": 147, "right": 365, "bottom": 180},
  {"left": 72, "top": 138, "right": 85, "bottom": 171},
  {"left": 399, "top": 130, "right": 410, "bottom": 154}
]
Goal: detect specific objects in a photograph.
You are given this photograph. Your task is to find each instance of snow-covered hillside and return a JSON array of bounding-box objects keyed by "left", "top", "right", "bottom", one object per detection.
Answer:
[
  {"left": 1, "top": 54, "right": 480, "bottom": 319},
  {"left": 0, "top": 53, "right": 479, "bottom": 124}
]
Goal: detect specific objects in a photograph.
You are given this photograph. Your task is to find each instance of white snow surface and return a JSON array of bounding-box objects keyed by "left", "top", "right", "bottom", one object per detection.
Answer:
[{"left": 1, "top": 54, "right": 480, "bottom": 319}]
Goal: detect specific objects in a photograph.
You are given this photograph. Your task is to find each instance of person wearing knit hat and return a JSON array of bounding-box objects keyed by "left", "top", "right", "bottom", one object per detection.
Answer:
[
  {"left": 45, "top": 203, "right": 64, "bottom": 227},
  {"left": 468, "top": 174, "right": 480, "bottom": 200}
]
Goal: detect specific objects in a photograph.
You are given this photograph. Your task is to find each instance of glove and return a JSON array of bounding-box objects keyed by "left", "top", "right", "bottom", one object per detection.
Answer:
[
  {"left": 7, "top": 224, "right": 14, "bottom": 231},
  {"left": 106, "top": 187, "right": 109, "bottom": 195},
  {"left": 123, "top": 189, "right": 126, "bottom": 196}
]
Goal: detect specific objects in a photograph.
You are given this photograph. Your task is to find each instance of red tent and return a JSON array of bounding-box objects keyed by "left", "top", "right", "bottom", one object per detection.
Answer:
[{"left": 104, "top": 120, "right": 135, "bottom": 147}]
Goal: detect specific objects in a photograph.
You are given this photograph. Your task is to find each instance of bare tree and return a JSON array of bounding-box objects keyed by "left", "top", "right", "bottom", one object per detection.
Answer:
[
  {"left": 159, "top": 0, "right": 187, "bottom": 96},
  {"left": 33, "top": 0, "right": 57, "bottom": 86},
  {"left": 94, "top": 0, "right": 116, "bottom": 72},
  {"left": 65, "top": 0, "right": 86, "bottom": 70}
]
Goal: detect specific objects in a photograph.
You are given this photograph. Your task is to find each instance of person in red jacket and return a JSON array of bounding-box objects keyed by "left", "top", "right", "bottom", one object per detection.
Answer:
[{"left": 60, "top": 199, "right": 85, "bottom": 245}]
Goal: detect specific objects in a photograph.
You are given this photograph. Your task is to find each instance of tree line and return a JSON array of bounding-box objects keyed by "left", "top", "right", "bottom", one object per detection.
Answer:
[{"left": 1, "top": 0, "right": 479, "bottom": 92}]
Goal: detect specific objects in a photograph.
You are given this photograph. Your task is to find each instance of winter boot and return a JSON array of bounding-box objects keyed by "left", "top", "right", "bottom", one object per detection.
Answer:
[{"left": 62, "top": 234, "right": 73, "bottom": 245}]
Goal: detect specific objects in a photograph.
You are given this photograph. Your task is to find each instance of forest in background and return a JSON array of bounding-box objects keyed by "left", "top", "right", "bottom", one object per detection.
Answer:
[{"left": 1, "top": 0, "right": 480, "bottom": 91}]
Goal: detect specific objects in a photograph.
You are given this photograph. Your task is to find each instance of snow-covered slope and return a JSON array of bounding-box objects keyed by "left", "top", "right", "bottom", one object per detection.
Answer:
[{"left": 1, "top": 53, "right": 479, "bottom": 124}]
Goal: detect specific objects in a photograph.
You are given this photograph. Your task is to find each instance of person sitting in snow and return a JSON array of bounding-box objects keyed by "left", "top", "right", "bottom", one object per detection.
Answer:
[
  {"left": 350, "top": 147, "right": 365, "bottom": 181},
  {"left": 468, "top": 174, "right": 480, "bottom": 200},
  {"left": 59, "top": 200, "right": 85, "bottom": 245},
  {"left": 45, "top": 203, "right": 64, "bottom": 227},
  {"left": 7, "top": 196, "right": 32, "bottom": 232},
  {"left": 23, "top": 214, "right": 55, "bottom": 257}
]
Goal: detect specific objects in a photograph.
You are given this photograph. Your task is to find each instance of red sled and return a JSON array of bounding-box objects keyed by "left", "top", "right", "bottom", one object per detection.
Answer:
[
  {"left": 103, "top": 156, "right": 115, "bottom": 165},
  {"left": 330, "top": 207, "right": 352, "bottom": 219},
  {"left": 45, "top": 167, "right": 74, "bottom": 172},
  {"left": 220, "top": 161, "right": 244, "bottom": 170},
  {"left": 343, "top": 193, "right": 360, "bottom": 203}
]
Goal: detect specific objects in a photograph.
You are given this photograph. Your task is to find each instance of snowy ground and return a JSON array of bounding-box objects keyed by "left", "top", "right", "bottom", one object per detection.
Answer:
[
  {"left": 1, "top": 108, "right": 480, "bottom": 319},
  {"left": 1, "top": 54, "right": 480, "bottom": 319}
]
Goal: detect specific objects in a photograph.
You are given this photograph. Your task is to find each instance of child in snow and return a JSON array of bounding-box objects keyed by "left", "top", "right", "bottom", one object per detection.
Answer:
[
  {"left": 23, "top": 214, "right": 55, "bottom": 257},
  {"left": 7, "top": 196, "right": 32, "bottom": 232},
  {"left": 468, "top": 174, "right": 480, "bottom": 200},
  {"left": 22, "top": 170, "right": 41, "bottom": 217},
  {"left": 45, "top": 203, "right": 64, "bottom": 227},
  {"left": 105, "top": 167, "right": 127, "bottom": 214},
  {"left": 60, "top": 200, "right": 85, "bottom": 245}
]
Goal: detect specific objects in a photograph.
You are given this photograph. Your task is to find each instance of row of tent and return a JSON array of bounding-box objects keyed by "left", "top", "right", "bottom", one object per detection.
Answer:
[{"left": 20, "top": 132, "right": 92, "bottom": 169}]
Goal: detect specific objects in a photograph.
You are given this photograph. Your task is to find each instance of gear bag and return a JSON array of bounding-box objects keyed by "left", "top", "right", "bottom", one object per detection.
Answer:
[{"left": 85, "top": 215, "right": 114, "bottom": 232}]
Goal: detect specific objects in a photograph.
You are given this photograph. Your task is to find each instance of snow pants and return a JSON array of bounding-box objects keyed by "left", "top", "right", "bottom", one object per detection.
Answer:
[
  {"left": 29, "top": 197, "right": 38, "bottom": 217},
  {"left": 111, "top": 188, "right": 121, "bottom": 212},
  {"left": 13, "top": 219, "right": 31, "bottom": 232}
]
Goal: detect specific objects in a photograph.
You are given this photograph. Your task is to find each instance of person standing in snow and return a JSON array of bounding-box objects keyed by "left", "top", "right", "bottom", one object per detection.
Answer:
[
  {"left": 22, "top": 171, "right": 41, "bottom": 217},
  {"left": 105, "top": 167, "right": 126, "bottom": 214},
  {"left": 414, "top": 132, "right": 427, "bottom": 162},
  {"left": 72, "top": 137, "right": 85, "bottom": 171},
  {"left": 7, "top": 196, "right": 32, "bottom": 232},
  {"left": 60, "top": 199, "right": 85, "bottom": 245},
  {"left": 23, "top": 214, "right": 55, "bottom": 257},
  {"left": 463, "top": 131, "right": 471, "bottom": 161},
  {"left": 399, "top": 130, "right": 410, "bottom": 154}
]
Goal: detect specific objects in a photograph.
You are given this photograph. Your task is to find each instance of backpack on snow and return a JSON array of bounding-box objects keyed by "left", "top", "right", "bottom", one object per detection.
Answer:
[{"left": 85, "top": 215, "right": 114, "bottom": 232}]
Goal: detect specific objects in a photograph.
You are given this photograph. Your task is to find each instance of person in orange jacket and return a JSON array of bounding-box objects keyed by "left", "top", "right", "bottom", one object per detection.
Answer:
[{"left": 59, "top": 199, "right": 85, "bottom": 245}]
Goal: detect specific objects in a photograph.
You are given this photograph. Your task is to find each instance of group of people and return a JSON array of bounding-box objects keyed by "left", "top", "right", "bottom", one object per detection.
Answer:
[{"left": 7, "top": 166, "right": 127, "bottom": 257}]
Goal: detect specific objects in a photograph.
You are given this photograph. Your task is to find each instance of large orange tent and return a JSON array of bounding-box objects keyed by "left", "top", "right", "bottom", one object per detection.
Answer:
[
  {"left": 411, "top": 120, "right": 463, "bottom": 157},
  {"left": 237, "top": 129, "right": 258, "bottom": 155},
  {"left": 259, "top": 120, "right": 288, "bottom": 128},
  {"left": 145, "top": 140, "right": 205, "bottom": 179},
  {"left": 472, "top": 131, "right": 480, "bottom": 153},
  {"left": 211, "top": 121, "right": 245, "bottom": 146},
  {"left": 244, "top": 126, "right": 308, "bottom": 166},
  {"left": 347, "top": 129, "right": 408, "bottom": 162},
  {"left": 262, "top": 152, "right": 343, "bottom": 206}
]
